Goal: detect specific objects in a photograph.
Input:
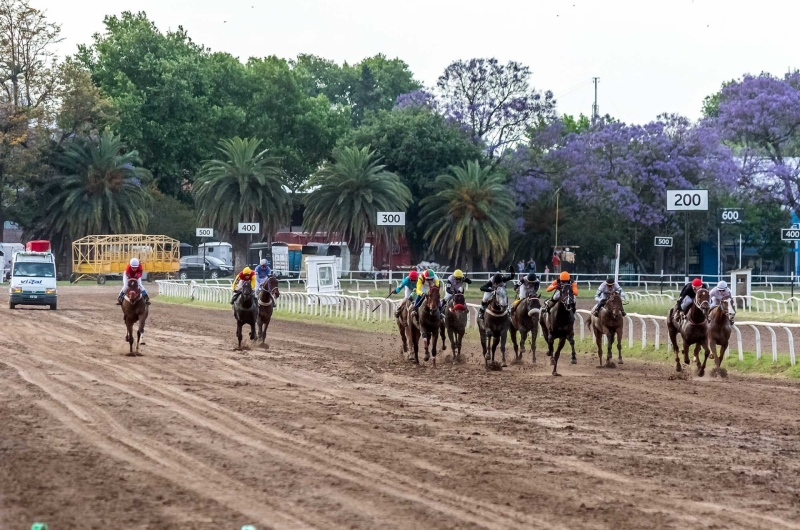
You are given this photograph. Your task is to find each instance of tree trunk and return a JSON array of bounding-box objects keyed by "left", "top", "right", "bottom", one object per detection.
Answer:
[
  {"left": 232, "top": 233, "right": 249, "bottom": 271},
  {"left": 349, "top": 245, "right": 362, "bottom": 276}
]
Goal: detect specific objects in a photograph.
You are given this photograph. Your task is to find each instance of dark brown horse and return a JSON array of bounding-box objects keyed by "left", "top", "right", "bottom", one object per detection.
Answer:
[
  {"left": 233, "top": 280, "right": 258, "bottom": 350},
  {"left": 121, "top": 278, "right": 148, "bottom": 356},
  {"left": 510, "top": 291, "right": 541, "bottom": 363},
  {"left": 667, "top": 288, "right": 711, "bottom": 375},
  {"left": 444, "top": 292, "right": 468, "bottom": 363},
  {"left": 411, "top": 285, "right": 445, "bottom": 365},
  {"left": 588, "top": 290, "right": 624, "bottom": 367},
  {"left": 707, "top": 296, "right": 735, "bottom": 377},
  {"left": 397, "top": 298, "right": 417, "bottom": 359},
  {"left": 539, "top": 283, "right": 576, "bottom": 376},
  {"left": 478, "top": 285, "right": 511, "bottom": 368},
  {"left": 257, "top": 275, "right": 280, "bottom": 344}
]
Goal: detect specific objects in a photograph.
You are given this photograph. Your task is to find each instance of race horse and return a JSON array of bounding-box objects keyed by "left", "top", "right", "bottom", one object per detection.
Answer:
[
  {"left": 233, "top": 280, "right": 258, "bottom": 350},
  {"left": 121, "top": 278, "right": 148, "bottom": 356},
  {"left": 539, "top": 283, "right": 577, "bottom": 376},
  {"left": 588, "top": 290, "right": 624, "bottom": 368},
  {"left": 667, "top": 288, "right": 711, "bottom": 375},
  {"left": 478, "top": 285, "right": 511, "bottom": 368},
  {"left": 397, "top": 298, "right": 417, "bottom": 359},
  {"left": 444, "top": 292, "right": 468, "bottom": 363},
  {"left": 256, "top": 275, "right": 280, "bottom": 344},
  {"left": 411, "top": 285, "right": 446, "bottom": 365},
  {"left": 510, "top": 290, "right": 541, "bottom": 363},
  {"left": 706, "top": 296, "right": 735, "bottom": 377}
]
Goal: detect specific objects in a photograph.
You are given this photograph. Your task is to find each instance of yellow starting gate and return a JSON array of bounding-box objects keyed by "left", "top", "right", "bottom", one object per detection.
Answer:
[{"left": 71, "top": 234, "right": 180, "bottom": 284}]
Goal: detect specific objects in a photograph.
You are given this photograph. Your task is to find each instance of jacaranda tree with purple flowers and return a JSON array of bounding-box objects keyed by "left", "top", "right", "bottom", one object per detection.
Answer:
[
  {"left": 436, "top": 58, "right": 556, "bottom": 159},
  {"left": 715, "top": 72, "right": 800, "bottom": 211}
]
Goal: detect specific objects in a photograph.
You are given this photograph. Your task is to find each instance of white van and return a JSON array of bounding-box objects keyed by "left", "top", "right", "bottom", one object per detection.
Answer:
[
  {"left": 197, "top": 242, "right": 233, "bottom": 266},
  {"left": 0, "top": 243, "right": 23, "bottom": 280},
  {"left": 9, "top": 251, "right": 57, "bottom": 310}
]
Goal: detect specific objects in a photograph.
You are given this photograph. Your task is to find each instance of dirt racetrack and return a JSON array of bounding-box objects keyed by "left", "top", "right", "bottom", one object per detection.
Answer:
[{"left": 2, "top": 287, "right": 800, "bottom": 529}]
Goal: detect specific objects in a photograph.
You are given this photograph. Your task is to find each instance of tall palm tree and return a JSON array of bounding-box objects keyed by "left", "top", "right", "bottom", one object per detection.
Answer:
[
  {"left": 304, "top": 146, "right": 412, "bottom": 272},
  {"left": 194, "top": 137, "right": 291, "bottom": 268},
  {"left": 420, "top": 160, "right": 514, "bottom": 269},
  {"left": 40, "top": 130, "right": 152, "bottom": 242}
]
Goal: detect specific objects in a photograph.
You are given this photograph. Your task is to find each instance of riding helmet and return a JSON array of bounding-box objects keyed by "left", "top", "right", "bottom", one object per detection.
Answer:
[
  {"left": 130, "top": 257, "right": 140, "bottom": 268},
  {"left": 243, "top": 267, "right": 252, "bottom": 275},
  {"left": 692, "top": 278, "right": 702, "bottom": 288},
  {"left": 718, "top": 280, "right": 727, "bottom": 289},
  {"left": 526, "top": 273, "right": 537, "bottom": 282},
  {"left": 605, "top": 278, "right": 614, "bottom": 285},
  {"left": 408, "top": 270, "right": 419, "bottom": 281},
  {"left": 492, "top": 273, "right": 503, "bottom": 284},
  {"left": 425, "top": 269, "right": 435, "bottom": 279},
  {"left": 454, "top": 269, "right": 464, "bottom": 279},
  {"left": 559, "top": 271, "right": 570, "bottom": 281}
]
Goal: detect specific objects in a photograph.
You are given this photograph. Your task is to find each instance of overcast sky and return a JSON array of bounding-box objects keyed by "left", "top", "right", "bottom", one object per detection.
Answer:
[{"left": 39, "top": 0, "right": 797, "bottom": 124}]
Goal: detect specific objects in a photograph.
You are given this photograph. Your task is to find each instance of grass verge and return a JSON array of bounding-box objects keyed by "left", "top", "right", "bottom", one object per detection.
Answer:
[{"left": 154, "top": 296, "right": 800, "bottom": 378}]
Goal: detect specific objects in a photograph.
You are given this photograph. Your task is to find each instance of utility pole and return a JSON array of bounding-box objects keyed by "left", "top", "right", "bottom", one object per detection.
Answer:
[{"left": 592, "top": 77, "right": 600, "bottom": 122}]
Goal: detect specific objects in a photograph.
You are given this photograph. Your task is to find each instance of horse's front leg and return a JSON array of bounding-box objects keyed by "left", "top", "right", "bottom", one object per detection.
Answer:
[
  {"left": 500, "top": 330, "right": 508, "bottom": 367},
  {"left": 236, "top": 321, "right": 244, "bottom": 350},
  {"left": 552, "top": 337, "right": 566, "bottom": 376},
  {"left": 431, "top": 329, "right": 439, "bottom": 367},
  {"left": 423, "top": 331, "right": 431, "bottom": 362},
  {"left": 616, "top": 328, "right": 623, "bottom": 364},
  {"left": 569, "top": 334, "right": 577, "bottom": 364},
  {"left": 693, "top": 342, "right": 702, "bottom": 372},
  {"left": 605, "top": 331, "right": 614, "bottom": 366},
  {"left": 698, "top": 342, "right": 710, "bottom": 377},
  {"left": 126, "top": 321, "right": 134, "bottom": 355}
]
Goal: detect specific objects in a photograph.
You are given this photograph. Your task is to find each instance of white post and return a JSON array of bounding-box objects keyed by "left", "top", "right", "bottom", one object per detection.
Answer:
[
  {"left": 739, "top": 233, "right": 742, "bottom": 270},
  {"left": 717, "top": 228, "right": 721, "bottom": 282},
  {"left": 614, "top": 243, "right": 620, "bottom": 284}
]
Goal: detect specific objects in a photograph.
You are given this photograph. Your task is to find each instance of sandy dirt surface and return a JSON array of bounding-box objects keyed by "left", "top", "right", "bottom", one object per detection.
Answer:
[{"left": 2, "top": 287, "right": 800, "bottom": 529}]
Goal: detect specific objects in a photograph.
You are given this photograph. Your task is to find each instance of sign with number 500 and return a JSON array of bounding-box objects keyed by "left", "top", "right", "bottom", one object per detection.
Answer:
[
  {"left": 666, "top": 189, "right": 709, "bottom": 211},
  {"left": 377, "top": 212, "right": 406, "bottom": 226}
]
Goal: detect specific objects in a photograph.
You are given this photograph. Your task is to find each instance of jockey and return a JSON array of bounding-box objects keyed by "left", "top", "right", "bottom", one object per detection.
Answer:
[
  {"left": 391, "top": 270, "right": 419, "bottom": 317},
  {"left": 444, "top": 269, "right": 472, "bottom": 305},
  {"left": 592, "top": 278, "right": 626, "bottom": 317},
  {"left": 513, "top": 272, "right": 540, "bottom": 309},
  {"left": 412, "top": 269, "right": 441, "bottom": 313},
  {"left": 543, "top": 271, "right": 578, "bottom": 313},
  {"left": 230, "top": 267, "right": 257, "bottom": 304},
  {"left": 676, "top": 278, "right": 708, "bottom": 318},
  {"left": 709, "top": 280, "right": 732, "bottom": 310},
  {"left": 117, "top": 258, "right": 150, "bottom": 305},
  {"left": 478, "top": 269, "right": 515, "bottom": 318},
  {"left": 254, "top": 259, "right": 272, "bottom": 292}
]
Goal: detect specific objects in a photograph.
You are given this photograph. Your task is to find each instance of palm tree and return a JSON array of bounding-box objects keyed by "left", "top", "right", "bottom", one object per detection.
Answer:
[
  {"left": 420, "top": 160, "right": 514, "bottom": 269},
  {"left": 303, "top": 146, "right": 412, "bottom": 272},
  {"left": 40, "top": 130, "right": 152, "bottom": 242},
  {"left": 194, "top": 137, "right": 291, "bottom": 268}
]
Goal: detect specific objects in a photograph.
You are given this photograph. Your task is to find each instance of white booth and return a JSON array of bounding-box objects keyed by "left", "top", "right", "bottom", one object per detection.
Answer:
[
  {"left": 305, "top": 256, "right": 340, "bottom": 305},
  {"left": 730, "top": 268, "right": 752, "bottom": 309}
]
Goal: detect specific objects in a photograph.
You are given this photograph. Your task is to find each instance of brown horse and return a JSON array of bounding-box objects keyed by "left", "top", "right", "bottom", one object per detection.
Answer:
[
  {"left": 539, "top": 283, "right": 577, "bottom": 376},
  {"left": 233, "top": 280, "right": 258, "bottom": 350},
  {"left": 257, "top": 275, "right": 280, "bottom": 344},
  {"left": 707, "top": 296, "right": 735, "bottom": 377},
  {"left": 478, "top": 285, "right": 511, "bottom": 368},
  {"left": 444, "top": 292, "right": 468, "bottom": 363},
  {"left": 411, "top": 285, "right": 445, "bottom": 365},
  {"left": 510, "top": 291, "right": 541, "bottom": 363},
  {"left": 121, "top": 278, "right": 148, "bottom": 356},
  {"left": 397, "top": 298, "right": 417, "bottom": 359},
  {"left": 667, "top": 288, "right": 711, "bottom": 375},
  {"left": 589, "top": 290, "right": 625, "bottom": 367}
]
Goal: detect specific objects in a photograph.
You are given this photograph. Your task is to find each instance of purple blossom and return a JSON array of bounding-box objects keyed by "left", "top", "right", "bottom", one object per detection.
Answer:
[
  {"left": 715, "top": 72, "right": 800, "bottom": 210},
  {"left": 436, "top": 58, "right": 556, "bottom": 159},
  {"left": 395, "top": 89, "right": 438, "bottom": 110}
]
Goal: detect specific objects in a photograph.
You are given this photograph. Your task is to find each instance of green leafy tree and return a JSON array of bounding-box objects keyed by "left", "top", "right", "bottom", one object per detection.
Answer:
[
  {"left": 342, "top": 106, "right": 484, "bottom": 258},
  {"left": 303, "top": 146, "right": 412, "bottom": 272},
  {"left": 147, "top": 190, "right": 197, "bottom": 244},
  {"left": 194, "top": 137, "right": 291, "bottom": 268},
  {"left": 55, "top": 59, "right": 118, "bottom": 144},
  {"left": 36, "top": 130, "right": 152, "bottom": 243},
  {"left": 420, "top": 160, "right": 514, "bottom": 269}
]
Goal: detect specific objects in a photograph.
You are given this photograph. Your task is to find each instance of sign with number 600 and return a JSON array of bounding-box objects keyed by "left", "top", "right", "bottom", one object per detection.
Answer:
[
  {"left": 654, "top": 236, "right": 673, "bottom": 247},
  {"left": 719, "top": 208, "right": 743, "bottom": 224},
  {"left": 377, "top": 212, "right": 406, "bottom": 226},
  {"left": 238, "top": 223, "right": 260, "bottom": 234}
]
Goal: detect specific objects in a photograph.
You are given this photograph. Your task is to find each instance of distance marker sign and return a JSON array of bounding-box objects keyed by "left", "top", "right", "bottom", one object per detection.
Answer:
[
  {"left": 377, "top": 212, "right": 405, "bottom": 226},
  {"left": 719, "top": 208, "right": 743, "bottom": 224},
  {"left": 654, "top": 237, "right": 673, "bottom": 247},
  {"left": 781, "top": 228, "right": 800, "bottom": 241},
  {"left": 666, "top": 190, "right": 708, "bottom": 211},
  {"left": 238, "top": 223, "right": 260, "bottom": 234}
]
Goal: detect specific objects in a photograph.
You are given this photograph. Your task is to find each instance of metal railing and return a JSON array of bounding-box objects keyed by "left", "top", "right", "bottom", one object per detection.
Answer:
[{"left": 156, "top": 280, "right": 797, "bottom": 366}]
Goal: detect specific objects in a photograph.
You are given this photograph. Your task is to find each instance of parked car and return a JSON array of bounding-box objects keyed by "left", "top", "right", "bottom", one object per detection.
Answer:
[{"left": 178, "top": 255, "right": 233, "bottom": 280}]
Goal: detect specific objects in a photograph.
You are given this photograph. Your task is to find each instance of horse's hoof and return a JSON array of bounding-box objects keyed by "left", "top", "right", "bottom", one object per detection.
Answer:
[
  {"left": 550, "top": 358, "right": 554, "bottom": 366},
  {"left": 502, "top": 362, "right": 508, "bottom": 368},
  {"left": 676, "top": 364, "right": 682, "bottom": 372},
  {"left": 552, "top": 372, "right": 562, "bottom": 377},
  {"left": 571, "top": 358, "right": 577, "bottom": 365},
  {"left": 606, "top": 361, "right": 617, "bottom": 369},
  {"left": 618, "top": 359, "right": 623, "bottom": 365},
  {"left": 424, "top": 353, "right": 430, "bottom": 362}
]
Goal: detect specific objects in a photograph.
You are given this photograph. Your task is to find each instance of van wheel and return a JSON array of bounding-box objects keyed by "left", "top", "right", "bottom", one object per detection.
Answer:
[
  {"left": 49, "top": 303, "right": 57, "bottom": 311},
  {"left": 9, "top": 302, "right": 15, "bottom": 309},
  {"left": 97, "top": 275, "right": 106, "bottom": 285},
  {"left": 69, "top": 273, "right": 77, "bottom": 284}
]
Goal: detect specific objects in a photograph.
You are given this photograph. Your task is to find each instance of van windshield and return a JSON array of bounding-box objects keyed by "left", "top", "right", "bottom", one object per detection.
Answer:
[{"left": 14, "top": 262, "right": 55, "bottom": 278}]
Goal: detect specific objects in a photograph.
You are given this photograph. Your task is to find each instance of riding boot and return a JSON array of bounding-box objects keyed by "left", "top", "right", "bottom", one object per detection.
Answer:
[
  {"left": 116, "top": 292, "right": 124, "bottom": 306},
  {"left": 144, "top": 293, "right": 151, "bottom": 306},
  {"left": 478, "top": 301, "right": 487, "bottom": 319},
  {"left": 394, "top": 303, "right": 403, "bottom": 318},
  {"left": 621, "top": 310, "right": 627, "bottom": 317},
  {"left": 230, "top": 292, "right": 240, "bottom": 305}
]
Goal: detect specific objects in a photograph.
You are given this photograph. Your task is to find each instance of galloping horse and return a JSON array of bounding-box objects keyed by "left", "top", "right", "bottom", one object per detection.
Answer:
[
  {"left": 121, "top": 278, "right": 148, "bottom": 356},
  {"left": 257, "top": 275, "right": 280, "bottom": 344},
  {"left": 397, "top": 298, "right": 417, "bottom": 359},
  {"left": 667, "top": 288, "right": 711, "bottom": 375},
  {"left": 411, "top": 285, "right": 446, "bottom": 365},
  {"left": 589, "top": 290, "right": 625, "bottom": 367},
  {"left": 233, "top": 280, "right": 258, "bottom": 350},
  {"left": 478, "top": 285, "right": 511, "bottom": 368},
  {"left": 540, "top": 283, "right": 577, "bottom": 376},
  {"left": 444, "top": 292, "right": 468, "bottom": 363},
  {"left": 706, "top": 296, "right": 735, "bottom": 377},
  {"left": 510, "top": 290, "right": 541, "bottom": 363}
]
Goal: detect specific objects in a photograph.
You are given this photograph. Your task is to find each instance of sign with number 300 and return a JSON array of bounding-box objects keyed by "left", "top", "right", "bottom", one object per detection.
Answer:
[{"left": 377, "top": 212, "right": 405, "bottom": 226}]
